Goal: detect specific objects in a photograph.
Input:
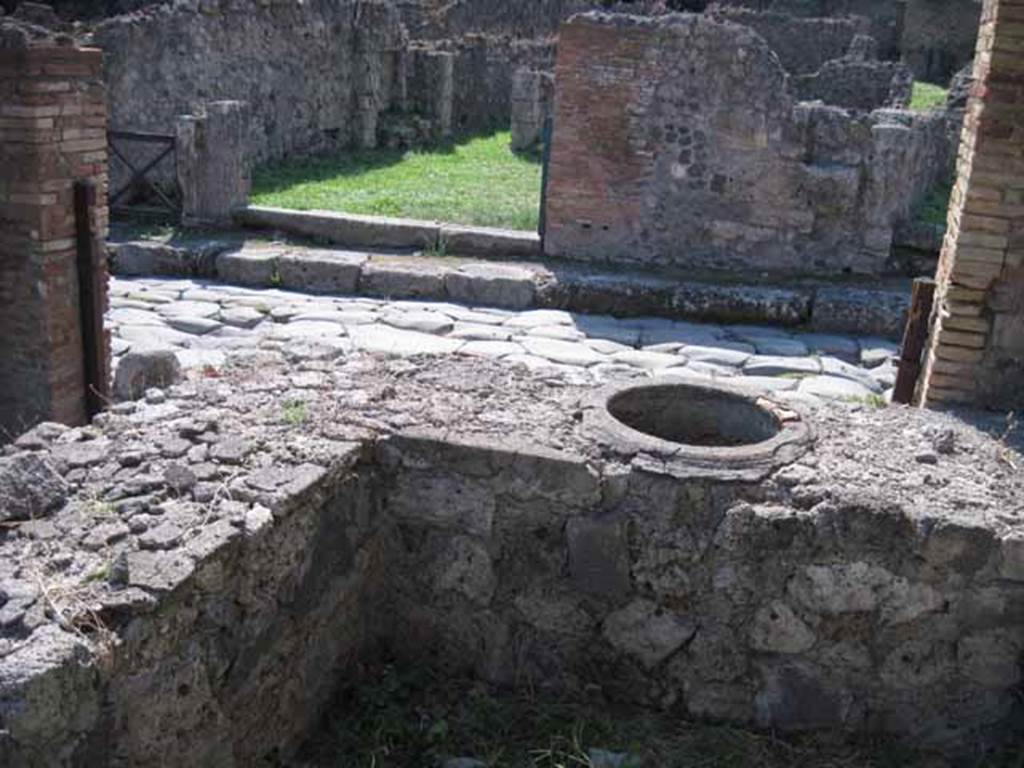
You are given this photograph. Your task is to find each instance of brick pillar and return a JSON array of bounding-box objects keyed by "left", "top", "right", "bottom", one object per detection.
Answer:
[
  {"left": 919, "top": 0, "right": 1024, "bottom": 410},
  {"left": 0, "top": 35, "right": 110, "bottom": 440}
]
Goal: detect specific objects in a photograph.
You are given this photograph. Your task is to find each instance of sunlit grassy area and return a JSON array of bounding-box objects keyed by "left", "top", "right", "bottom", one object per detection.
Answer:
[
  {"left": 909, "top": 81, "right": 949, "bottom": 111},
  {"left": 251, "top": 132, "right": 543, "bottom": 232}
]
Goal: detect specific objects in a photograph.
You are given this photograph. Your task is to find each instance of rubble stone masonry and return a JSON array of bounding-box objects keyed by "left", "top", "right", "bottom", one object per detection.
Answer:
[
  {"left": 921, "top": 0, "right": 1024, "bottom": 410},
  {"left": 0, "top": 33, "right": 109, "bottom": 439}
]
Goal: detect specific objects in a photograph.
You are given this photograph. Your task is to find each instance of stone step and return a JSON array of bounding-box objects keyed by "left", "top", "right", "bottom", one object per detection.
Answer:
[
  {"left": 108, "top": 237, "right": 911, "bottom": 339},
  {"left": 235, "top": 205, "right": 542, "bottom": 259}
]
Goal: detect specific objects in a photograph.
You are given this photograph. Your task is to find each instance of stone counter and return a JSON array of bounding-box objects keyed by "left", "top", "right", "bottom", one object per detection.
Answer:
[{"left": 0, "top": 354, "right": 1021, "bottom": 765}]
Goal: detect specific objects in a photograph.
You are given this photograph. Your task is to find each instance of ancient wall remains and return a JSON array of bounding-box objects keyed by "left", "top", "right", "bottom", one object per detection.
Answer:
[
  {"left": 544, "top": 13, "right": 950, "bottom": 277},
  {"left": 89, "top": 0, "right": 409, "bottom": 164},
  {"left": 1, "top": 358, "right": 1022, "bottom": 763},
  {"left": 0, "top": 22, "right": 109, "bottom": 439},
  {"left": 709, "top": 7, "right": 869, "bottom": 74},
  {"left": 901, "top": 0, "right": 984, "bottom": 83},
  {"left": 792, "top": 57, "right": 913, "bottom": 111},
  {"left": 920, "top": 0, "right": 1024, "bottom": 410}
]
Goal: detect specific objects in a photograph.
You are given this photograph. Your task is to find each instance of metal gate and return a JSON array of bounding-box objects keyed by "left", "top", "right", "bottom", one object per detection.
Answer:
[{"left": 108, "top": 130, "right": 181, "bottom": 219}]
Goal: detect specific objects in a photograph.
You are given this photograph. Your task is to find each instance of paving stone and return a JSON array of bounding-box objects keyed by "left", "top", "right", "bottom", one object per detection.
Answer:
[
  {"left": 751, "top": 337, "right": 809, "bottom": 357},
  {"left": 639, "top": 319, "right": 723, "bottom": 346},
  {"left": 381, "top": 310, "right": 454, "bottom": 335},
  {"left": 820, "top": 356, "right": 883, "bottom": 394},
  {"left": 220, "top": 306, "right": 266, "bottom": 329},
  {"left": 611, "top": 349, "right": 681, "bottom": 371},
  {"left": 504, "top": 309, "right": 574, "bottom": 328},
  {"left": 521, "top": 337, "right": 607, "bottom": 367},
  {"left": 680, "top": 344, "right": 752, "bottom": 366},
  {"left": 685, "top": 360, "right": 739, "bottom": 377},
  {"left": 643, "top": 342, "right": 682, "bottom": 353},
  {"left": 585, "top": 338, "right": 633, "bottom": 355},
  {"left": 268, "top": 321, "right": 346, "bottom": 340},
  {"left": 743, "top": 355, "right": 821, "bottom": 377},
  {"left": 108, "top": 307, "right": 164, "bottom": 325},
  {"left": 157, "top": 301, "right": 221, "bottom": 319},
  {"left": 334, "top": 310, "right": 379, "bottom": 326},
  {"left": 445, "top": 263, "right": 536, "bottom": 309},
  {"left": 118, "top": 325, "right": 194, "bottom": 348},
  {"left": 871, "top": 360, "right": 898, "bottom": 389},
  {"left": 527, "top": 324, "right": 585, "bottom": 341},
  {"left": 571, "top": 315, "right": 642, "bottom": 346},
  {"left": 860, "top": 338, "right": 900, "bottom": 368},
  {"left": 164, "top": 315, "right": 222, "bottom": 335},
  {"left": 180, "top": 288, "right": 227, "bottom": 303},
  {"left": 798, "top": 333, "right": 861, "bottom": 359},
  {"left": 798, "top": 375, "right": 877, "bottom": 400},
  {"left": 449, "top": 322, "right": 512, "bottom": 341},
  {"left": 728, "top": 375, "right": 800, "bottom": 392},
  {"left": 457, "top": 341, "right": 524, "bottom": 358},
  {"left": 348, "top": 325, "right": 463, "bottom": 357},
  {"left": 726, "top": 324, "right": 793, "bottom": 339}
]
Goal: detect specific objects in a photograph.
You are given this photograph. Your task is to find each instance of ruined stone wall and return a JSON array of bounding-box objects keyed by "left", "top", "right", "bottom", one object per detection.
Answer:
[
  {"left": 90, "top": 0, "right": 408, "bottom": 164},
  {"left": 710, "top": 0, "right": 903, "bottom": 58},
  {"left": 921, "top": 0, "right": 1024, "bottom": 410},
  {"left": 1, "top": 357, "right": 1022, "bottom": 763},
  {"left": 792, "top": 58, "right": 913, "bottom": 111},
  {"left": 544, "top": 13, "right": 951, "bottom": 277},
  {"left": 901, "top": 0, "right": 983, "bottom": 83},
  {"left": 0, "top": 24, "right": 109, "bottom": 439},
  {"left": 709, "top": 6, "right": 869, "bottom": 73}
]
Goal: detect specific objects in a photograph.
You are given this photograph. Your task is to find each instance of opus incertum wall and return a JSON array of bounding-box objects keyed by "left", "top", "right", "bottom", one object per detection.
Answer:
[
  {"left": 0, "top": 357, "right": 1021, "bottom": 765},
  {"left": 543, "top": 13, "right": 951, "bottom": 278},
  {"left": 0, "top": 25, "right": 110, "bottom": 440},
  {"left": 920, "top": 0, "right": 1024, "bottom": 410}
]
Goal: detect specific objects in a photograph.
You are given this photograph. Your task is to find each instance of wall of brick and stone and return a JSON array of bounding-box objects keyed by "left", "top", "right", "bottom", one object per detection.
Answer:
[
  {"left": 0, "top": 23, "right": 109, "bottom": 439},
  {"left": 89, "top": 0, "right": 408, "bottom": 164},
  {"left": 543, "top": 13, "right": 951, "bottom": 277},
  {"left": 920, "top": 0, "right": 1024, "bottom": 410}
]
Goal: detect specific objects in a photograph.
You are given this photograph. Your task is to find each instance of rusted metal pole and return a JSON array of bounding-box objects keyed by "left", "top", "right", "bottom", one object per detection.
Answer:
[
  {"left": 893, "top": 277, "right": 937, "bottom": 405},
  {"left": 74, "top": 180, "right": 108, "bottom": 417}
]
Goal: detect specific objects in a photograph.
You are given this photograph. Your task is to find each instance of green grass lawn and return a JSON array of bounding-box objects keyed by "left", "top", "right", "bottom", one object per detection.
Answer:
[
  {"left": 909, "top": 81, "right": 949, "bottom": 111},
  {"left": 251, "top": 132, "right": 543, "bottom": 232}
]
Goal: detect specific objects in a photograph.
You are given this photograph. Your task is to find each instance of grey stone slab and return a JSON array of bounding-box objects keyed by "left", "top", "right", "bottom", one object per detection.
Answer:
[
  {"left": 743, "top": 356, "right": 822, "bottom": 377},
  {"left": 267, "top": 321, "right": 346, "bottom": 340},
  {"left": 751, "top": 337, "right": 810, "bottom": 357},
  {"left": 439, "top": 224, "right": 541, "bottom": 258},
  {"left": 220, "top": 306, "right": 268, "bottom": 329},
  {"left": 457, "top": 341, "right": 524, "bottom": 358},
  {"left": 107, "top": 308, "right": 164, "bottom": 326},
  {"left": 505, "top": 309, "right": 574, "bottom": 328},
  {"left": 359, "top": 261, "right": 450, "bottom": 300},
  {"left": 118, "top": 325, "right": 194, "bottom": 348},
  {"left": 164, "top": 316, "right": 223, "bottom": 335},
  {"left": 798, "top": 332, "right": 861, "bottom": 359},
  {"left": 527, "top": 324, "right": 585, "bottom": 341},
  {"left": 381, "top": 310, "right": 454, "bottom": 335},
  {"left": 860, "top": 337, "right": 900, "bottom": 368},
  {"left": 237, "top": 205, "right": 440, "bottom": 249},
  {"left": 798, "top": 375, "right": 877, "bottom": 400},
  {"left": 680, "top": 344, "right": 752, "bottom": 367},
  {"left": 820, "top": 356, "right": 883, "bottom": 393},
  {"left": 348, "top": 325, "right": 463, "bottom": 357},
  {"left": 611, "top": 349, "right": 681, "bottom": 371},
  {"left": 157, "top": 301, "right": 221, "bottom": 319},
  {"left": 216, "top": 248, "right": 279, "bottom": 287},
  {"left": 449, "top": 323, "right": 512, "bottom": 341},
  {"left": 445, "top": 263, "right": 537, "bottom": 310},
  {"left": 277, "top": 249, "right": 366, "bottom": 294},
  {"left": 571, "top": 315, "right": 642, "bottom": 347},
  {"left": 585, "top": 338, "right": 633, "bottom": 355},
  {"left": 521, "top": 337, "right": 607, "bottom": 367}
]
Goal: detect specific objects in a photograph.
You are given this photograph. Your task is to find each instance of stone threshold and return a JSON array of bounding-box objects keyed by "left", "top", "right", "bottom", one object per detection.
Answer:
[{"left": 109, "top": 228, "right": 912, "bottom": 339}]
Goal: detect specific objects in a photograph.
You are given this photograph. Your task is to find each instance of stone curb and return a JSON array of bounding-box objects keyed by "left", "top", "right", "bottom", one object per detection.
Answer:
[
  {"left": 235, "top": 205, "right": 542, "bottom": 258},
  {"left": 108, "top": 239, "right": 910, "bottom": 338}
]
